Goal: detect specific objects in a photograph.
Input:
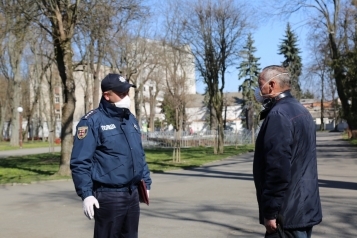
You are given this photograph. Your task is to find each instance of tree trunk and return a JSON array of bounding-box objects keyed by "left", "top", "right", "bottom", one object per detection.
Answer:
[
  {"left": 328, "top": 33, "right": 357, "bottom": 137},
  {"left": 0, "top": 104, "right": 7, "bottom": 141},
  {"left": 89, "top": 39, "right": 101, "bottom": 109},
  {"left": 351, "top": 130, "right": 357, "bottom": 139},
  {"left": 217, "top": 117, "right": 224, "bottom": 154},
  {"left": 9, "top": 80, "right": 21, "bottom": 147},
  {"left": 213, "top": 92, "right": 224, "bottom": 154},
  {"left": 320, "top": 73, "right": 325, "bottom": 131},
  {"left": 135, "top": 86, "right": 142, "bottom": 126},
  {"left": 149, "top": 87, "right": 155, "bottom": 131},
  {"left": 56, "top": 41, "right": 76, "bottom": 176}
]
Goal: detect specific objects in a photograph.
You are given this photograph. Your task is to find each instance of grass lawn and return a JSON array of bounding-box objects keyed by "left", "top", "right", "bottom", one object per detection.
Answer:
[
  {"left": 0, "top": 141, "right": 60, "bottom": 151},
  {"left": 0, "top": 145, "right": 254, "bottom": 184},
  {"left": 342, "top": 132, "right": 357, "bottom": 146},
  {"left": 350, "top": 138, "right": 357, "bottom": 146}
]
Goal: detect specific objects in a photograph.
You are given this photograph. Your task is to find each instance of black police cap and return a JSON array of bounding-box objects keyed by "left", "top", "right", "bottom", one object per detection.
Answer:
[{"left": 101, "top": 73, "right": 136, "bottom": 93}]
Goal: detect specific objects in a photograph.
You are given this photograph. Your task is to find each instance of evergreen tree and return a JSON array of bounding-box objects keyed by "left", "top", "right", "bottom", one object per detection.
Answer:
[
  {"left": 161, "top": 94, "right": 176, "bottom": 129},
  {"left": 160, "top": 93, "right": 187, "bottom": 131},
  {"left": 278, "top": 23, "right": 303, "bottom": 99},
  {"left": 237, "top": 33, "right": 261, "bottom": 130}
]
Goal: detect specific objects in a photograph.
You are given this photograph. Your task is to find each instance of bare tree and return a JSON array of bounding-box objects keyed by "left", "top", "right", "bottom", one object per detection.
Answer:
[
  {"left": 158, "top": 0, "right": 198, "bottom": 160},
  {"left": 162, "top": 44, "right": 192, "bottom": 162},
  {"left": 268, "top": 0, "right": 357, "bottom": 138},
  {"left": 25, "top": 26, "right": 55, "bottom": 142},
  {"left": 75, "top": 1, "right": 148, "bottom": 109},
  {"left": 29, "top": 0, "right": 81, "bottom": 175},
  {"left": 307, "top": 46, "right": 330, "bottom": 131},
  {"left": 177, "top": 0, "right": 250, "bottom": 153},
  {"left": 0, "top": 1, "right": 31, "bottom": 146},
  {"left": 0, "top": 76, "right": 9, "bottom": 141},
  {"left": 108, "top": 34, "right": 160, "bottom": 126},
  {"left": 0, "top": 12, "right": 8, "bottom": 141}
]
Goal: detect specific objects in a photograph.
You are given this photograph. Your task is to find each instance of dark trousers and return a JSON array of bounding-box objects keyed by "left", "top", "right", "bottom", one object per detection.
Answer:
[
  {"left": 94, "top": 189, "right": 140, "bottom": 238},
  {"left": 265, "top": 226, "right": 313, "bottom": 238}
]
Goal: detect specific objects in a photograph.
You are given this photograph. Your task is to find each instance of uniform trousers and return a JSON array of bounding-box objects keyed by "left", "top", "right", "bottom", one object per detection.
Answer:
[{"left": 94, "top": 188, "right": 140, "bottom": 238}]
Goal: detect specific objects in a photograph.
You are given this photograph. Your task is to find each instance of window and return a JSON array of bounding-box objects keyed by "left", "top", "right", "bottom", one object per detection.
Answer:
[{"left": 55, "top": 96, "right": 60, "bottom": 103}]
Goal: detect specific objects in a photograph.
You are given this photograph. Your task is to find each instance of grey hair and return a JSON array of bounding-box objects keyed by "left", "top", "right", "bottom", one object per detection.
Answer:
[{"left": 261, "top": 65, "right": 291, "bottom": 88}]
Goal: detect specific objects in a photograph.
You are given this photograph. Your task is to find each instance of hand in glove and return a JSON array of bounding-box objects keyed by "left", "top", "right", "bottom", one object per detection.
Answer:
[
  {"left": 147, "top": 190, "right": 150, "bottom": 198},
  {"left": 83, "top": 196, "right": 99, "bottom": 220}
]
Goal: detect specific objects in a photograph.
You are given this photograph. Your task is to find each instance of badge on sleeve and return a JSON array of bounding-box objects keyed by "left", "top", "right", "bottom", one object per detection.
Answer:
[{"left": 77, "top": 126, "right": 88, "bottom": 139}]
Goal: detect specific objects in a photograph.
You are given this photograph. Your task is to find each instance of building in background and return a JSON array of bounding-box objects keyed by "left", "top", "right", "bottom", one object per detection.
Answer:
[
  {"left": 300, "top": 98, "right": 347, "bottom": 131},
  {"left": 185, "top": 92, "right": 244, "bottom": 133},
  {"left": 27, "top": 40, "right": 197, "bottom": 139}
]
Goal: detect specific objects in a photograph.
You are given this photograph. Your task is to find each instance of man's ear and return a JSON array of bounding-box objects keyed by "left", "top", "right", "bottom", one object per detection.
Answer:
[
  {"left": 103, "top": 92, "right": 110, "bottom": 100},
  {"left": 269, "top": 80, "right": 277, "bottom": 92}
]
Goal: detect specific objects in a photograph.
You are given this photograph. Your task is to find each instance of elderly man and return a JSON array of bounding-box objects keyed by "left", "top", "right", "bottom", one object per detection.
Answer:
[
  {"left": 71, "top": 73, "right": 152, "bottom": 238},
  {"left": 253, "top": 65, "right": 322, "bottom": 238}
]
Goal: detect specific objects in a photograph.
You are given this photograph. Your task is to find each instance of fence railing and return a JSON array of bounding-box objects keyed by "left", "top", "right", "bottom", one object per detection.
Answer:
[{"left": 141, "top": 129, "right": 255, "bottom": 148}]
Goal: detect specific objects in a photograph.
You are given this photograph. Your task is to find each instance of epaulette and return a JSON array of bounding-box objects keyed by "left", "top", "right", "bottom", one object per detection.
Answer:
[{"left": 83, "top": 109, "right": 98, "bottom": 119}]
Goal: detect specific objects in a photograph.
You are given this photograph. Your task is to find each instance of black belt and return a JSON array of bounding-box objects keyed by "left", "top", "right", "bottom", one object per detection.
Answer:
[{"left": 93, "top": 182, "right": 138, "bottom": 193}]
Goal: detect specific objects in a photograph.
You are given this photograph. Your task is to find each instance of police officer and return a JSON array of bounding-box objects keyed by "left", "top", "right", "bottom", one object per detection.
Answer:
[{"left": 70, "top": 73, "right": 152, "bottom": 238}]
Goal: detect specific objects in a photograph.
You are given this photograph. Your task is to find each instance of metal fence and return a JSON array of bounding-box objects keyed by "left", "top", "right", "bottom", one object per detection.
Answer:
[{"left": 141, "top": 129, "right": 255, "bottom": 148}]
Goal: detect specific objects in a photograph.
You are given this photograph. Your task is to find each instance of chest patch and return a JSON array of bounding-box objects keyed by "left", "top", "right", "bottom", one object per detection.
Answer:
[
  {"left": 101, "top": 124, "right": 116, "bottom": 131},
  {"left": 77, "top": 126, "right": 88, "bottom": 139}
]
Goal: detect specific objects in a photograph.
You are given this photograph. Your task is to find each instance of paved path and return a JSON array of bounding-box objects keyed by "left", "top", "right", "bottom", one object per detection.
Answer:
[
  {"left": 0, "top": 132, "right": 356, "bottom": 237},
  {"left": 0, "top": 146, "right": 61, "bottom": 158}
]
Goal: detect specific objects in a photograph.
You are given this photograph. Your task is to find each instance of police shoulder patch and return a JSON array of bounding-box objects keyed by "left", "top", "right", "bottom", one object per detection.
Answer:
[{"left": 77, "top": 126, "right": 88, "bottom": 139}]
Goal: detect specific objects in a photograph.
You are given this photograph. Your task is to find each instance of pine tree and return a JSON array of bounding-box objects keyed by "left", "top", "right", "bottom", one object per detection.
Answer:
[
  {"left": 237, "top": 33, "right": 261, "bottom": 130},
  {"left": 161, "top": 94, "right": 176, "bottom": 129},
  {"left": 278, "top": 23, "right": 303, "bottom": 99}
]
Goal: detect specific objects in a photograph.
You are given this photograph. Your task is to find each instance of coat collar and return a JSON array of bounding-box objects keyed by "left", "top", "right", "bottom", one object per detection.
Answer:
[{"left": 99, "top": 97, "right": 130, "bottom": 118}]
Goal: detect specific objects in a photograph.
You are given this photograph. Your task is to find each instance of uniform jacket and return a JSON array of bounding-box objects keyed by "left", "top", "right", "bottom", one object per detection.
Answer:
[
  {"left": 253, "top": 93, "right": 322, "bottom": 229},
  {"left": 70, "top": 97, "right": 152, "bottom": 200}
]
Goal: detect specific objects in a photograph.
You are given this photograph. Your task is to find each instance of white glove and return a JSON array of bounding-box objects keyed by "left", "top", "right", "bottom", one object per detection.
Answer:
[
  {"left": 83, "top": 196, "right": 99, "bottom": 220},
  {"left": 147, "top": 190, "right": 150, "bottom": 198}
]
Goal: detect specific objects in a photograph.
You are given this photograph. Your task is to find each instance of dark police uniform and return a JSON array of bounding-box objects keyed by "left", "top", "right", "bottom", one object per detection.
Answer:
[{"left": 71, "top": 97, "right": 152, "bottom": 238}]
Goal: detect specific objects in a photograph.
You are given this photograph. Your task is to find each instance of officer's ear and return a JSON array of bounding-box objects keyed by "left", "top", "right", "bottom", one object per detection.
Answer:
[{"left": 103, "top": 91, "right": 111, "bottom": 100}]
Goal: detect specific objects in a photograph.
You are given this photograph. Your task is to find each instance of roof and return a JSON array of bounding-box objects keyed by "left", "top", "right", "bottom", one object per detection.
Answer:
[
  {"left": 300, "top": 99, "right": 315, "bottom": 104},
  {"left": 185, "top": 92, "right": 243, "bottom": 108}
]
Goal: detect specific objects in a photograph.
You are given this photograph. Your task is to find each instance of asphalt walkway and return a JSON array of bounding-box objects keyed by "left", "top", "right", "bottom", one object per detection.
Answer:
[
  {"left": 0, "top": 132, "right": 356, "bottom": 237},
  {"left": 0, "top": 146, "right": 61, "bottom": 158}
]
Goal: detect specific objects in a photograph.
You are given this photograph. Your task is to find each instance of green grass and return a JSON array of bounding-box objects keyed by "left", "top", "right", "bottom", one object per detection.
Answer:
[
  {"left": 145, "top": 145, "right": 254, "bottom": 173},
  {"left": 0, "top": 141, "right": 60, "bottom": 151},
  {"left": 0, "top": 153, "right": 68, "bottom": 184},
  {"left": 0, "top": 145, "right": 254, "bottom": 184},
  {"left": 350, "top": 138, "right": 357, "bottom": 146},
  {"left": 341, "top": 132, "right": 357, "bottom": 146}
]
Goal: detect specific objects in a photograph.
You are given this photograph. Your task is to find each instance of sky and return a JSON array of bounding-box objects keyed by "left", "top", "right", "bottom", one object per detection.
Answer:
[
  {"left": 195, "top": 17, "right": 309, "bottom": 94},
  {"left": 149, "top": 0, "right": 311, "bottom": 95}
]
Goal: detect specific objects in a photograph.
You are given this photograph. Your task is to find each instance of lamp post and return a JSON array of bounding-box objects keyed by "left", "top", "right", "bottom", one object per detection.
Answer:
[{"left": 17, "top": 107, "right": 23, "bottom": 148}]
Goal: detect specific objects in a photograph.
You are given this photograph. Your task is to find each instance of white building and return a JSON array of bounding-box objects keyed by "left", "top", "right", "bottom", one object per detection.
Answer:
[
  {"left": 185, "top": 92, "right": 244, "bottom": 133},
  {"left": 29, "top": 40, "right": 197, "bottom": 137}
]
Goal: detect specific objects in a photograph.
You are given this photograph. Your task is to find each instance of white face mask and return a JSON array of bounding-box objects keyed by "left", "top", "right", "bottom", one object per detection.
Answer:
[
  {"left": 114, "top": 95, "right": 131, "bottom": 109},
  {"left": 254, "top": 87, "right": 265, "bottom": 103}
]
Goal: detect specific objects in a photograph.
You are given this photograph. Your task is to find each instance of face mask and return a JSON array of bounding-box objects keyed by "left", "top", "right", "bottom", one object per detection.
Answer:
[
  {"left": 254, "top": 87, "right": 265, "bottom": 103},
  {"left": 114, "top": 95, "right": 131, "bottom": 109}
]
